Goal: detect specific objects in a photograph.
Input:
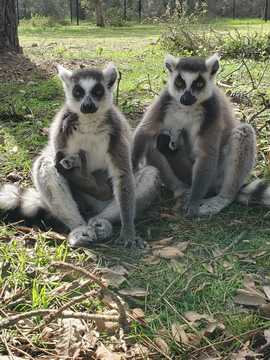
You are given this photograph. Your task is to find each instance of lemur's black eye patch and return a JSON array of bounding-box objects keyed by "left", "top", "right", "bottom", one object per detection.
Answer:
[
  {"left": 174, "top": 74, "right": 186, "bottom": 89},
  {"left": 91, "top": 83, "right": 105, "bottom": 100},
  {"left": 192, "top": 75, "right": 205, "bottom": 91},
  {"left": 72, "top": 85, "right": 85, "bottom": 99}
]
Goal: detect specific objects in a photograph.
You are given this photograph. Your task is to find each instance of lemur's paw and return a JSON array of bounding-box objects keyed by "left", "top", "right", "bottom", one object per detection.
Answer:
[
  {"left": 114, "top": 234, "right": 146, "bottom": 249},
  {"left": 88, "top": 218, "right": 113, "bottom": 241},
  {"left": 183, "top": 202, "right": 200, "bottom": 218},
  {"left": 68, "top": 225, "right": 97, "bottom": 248},
  {"left": 198, "top": 196, "right": 232, "bottom": 216},
  {"left": 62, "top": 112, "right": 79, "bottom": 136},
  {"left": 173, "top": 189, "right": 190, "bottom": 210}
]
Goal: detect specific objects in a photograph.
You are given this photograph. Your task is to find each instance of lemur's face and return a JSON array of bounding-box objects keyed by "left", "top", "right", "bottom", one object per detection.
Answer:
[
  {"left": 165, "top": 54, "right": 219, "bottom": 108},
  {"left": 57, "top": 64, "right": 118, "bottom": 115}
]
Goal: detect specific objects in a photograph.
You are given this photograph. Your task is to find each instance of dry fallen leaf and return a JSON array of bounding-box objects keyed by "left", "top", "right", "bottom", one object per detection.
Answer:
[
  {"left": 260, "top": 303, "right": 270, "bottom": 316},
  {"left": 154, "top": 336, "right": 170, "bottom": 355},
  {"left": 143, "top": 254, "right": 160, "bottom": 265},
  {"left": 184, "top": 311, "right": 214, "bottom": 324},
  {"left": 128, "top": 343, "right": 150, "bottom": 358},
  {"left": 95, "top": 310, "right": 119, "bottom": 335},
  {"left": 175, "top": 241, "right": 189, "bottom": 252},
  {"left": 231, "top": 349, "right": 260, "bottom": 359},
  {"left": 131, "top": 307, "right": 145, "bottom": 320},
  {"left": 95, "top": 342, "right": 123, "bottom": 360},
  {"left": 101, "top": 270, "right": 126, "bottom": 288},
  {"left": 234, "top": 289, "right": 267, "bottom": 307},
  {"left": 109, "top": 265, "right": 129, "bottom": 276},
  {"left": 153, "top": 246, "right": 184, "bottom": 259},
  {"left": 119, "top": 287, "right": 148, "bottom": 298},
  {"left": 263, "top": 286, "right": 270, "bottom": 301},
  {"left": 151, "top": 236, "right": 174, "bottom": 247},
  {"left": 171, "top": 322, "right": 189, "bottom": 344},
  {"left": 55, "top": 318, "right": 85, "bottom": 359},
  {"left": 203, "top": 321, "right": 225, "bottom": 337},
  {"left": 83, "top": 329, "right": 99, "bottom": 350},
  {"left": 203, "top": 263, "right": 214, "bottom": 274}
]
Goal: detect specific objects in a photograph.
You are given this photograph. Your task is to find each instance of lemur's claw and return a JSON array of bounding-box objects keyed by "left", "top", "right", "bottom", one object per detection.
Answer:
[
  {"left": 114, "top": 234, "right": 145, "bottom": 249},
  {"left": 88, "top": 218, "right": 113, "bottom": 241},
  {"left": 68, "top": 225, "right": 97, "bottom": 248}
]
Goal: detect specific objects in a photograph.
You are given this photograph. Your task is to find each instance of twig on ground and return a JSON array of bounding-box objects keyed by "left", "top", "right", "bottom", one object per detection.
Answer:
[
  {"left": 52, "top": 261, "right": 128, "bottom": 328},
  {"left": 34, "top": 289, "right": 97, "bottom": 332},
  {"left": 241, "top": 57, "right": 256, "bottom": 90},
  {"left": 0, "top": 309, "right": 119, "bottom": 330}
]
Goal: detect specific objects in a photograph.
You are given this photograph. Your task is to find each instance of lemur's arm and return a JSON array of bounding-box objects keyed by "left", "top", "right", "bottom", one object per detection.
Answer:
[
  {"left": 108, "top": 131, "right": 139, "bottom": 247},
  {"left": 56, "top": 150, "right": 113, "bottom": 201},
  {"left": 186, "top": 129, "right": 221, "bottom": 216},
  {"left": 132, "top": 127, "right": 153, "bottom": 171},
  {"left": 54, "top": 111, "right": 79, "bottom": 151}
]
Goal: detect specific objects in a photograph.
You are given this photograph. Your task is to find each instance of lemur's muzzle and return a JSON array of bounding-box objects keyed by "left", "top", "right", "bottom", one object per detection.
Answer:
[
  {"left": 180, "top": 91, "right": 196, "bottom": 106},
  {"left": 80, "top": 98, "right": 98, "bottom": 114}
]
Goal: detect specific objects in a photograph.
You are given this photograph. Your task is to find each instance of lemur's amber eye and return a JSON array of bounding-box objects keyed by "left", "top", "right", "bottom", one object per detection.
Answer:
[
  {"left": 174, "top": 74, "right": 186, "bottom": 89},
  {"left": 72, "top": 85, "right": 85, "bottom": 99},
  {"left": 192, "top": 76, "right": 205, "bottom": 91},
  {"left": 92, "top": 83, "right": 105, "bottom": 99}
]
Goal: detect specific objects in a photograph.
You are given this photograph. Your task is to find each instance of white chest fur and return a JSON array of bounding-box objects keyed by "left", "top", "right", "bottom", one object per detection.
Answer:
[
  {"left": 65, "top": 120, "right": 110, "bottom": 173},
  {"left": 162, "top": 102, "right": 204, "bottom": 144}
]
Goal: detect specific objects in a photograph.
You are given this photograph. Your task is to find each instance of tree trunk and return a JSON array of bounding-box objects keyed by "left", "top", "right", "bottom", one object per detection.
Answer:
[
  {"left": 264, "top": 0, "right": 269, "bottom": 21},
  {"left": 94, "top": 0, "right": 105, "bottom": 27},
  {"left": 232, "top": 0, "right": 236, "bottom": 19},
  {"left": 0, "top": 0, "right": 20, "bottom": 52},
  {"left": 123, "top": 0, "right": 127, "bottom": 21},
  {"left": 186, "top": 0, "right": 196, "bottom": 14}
]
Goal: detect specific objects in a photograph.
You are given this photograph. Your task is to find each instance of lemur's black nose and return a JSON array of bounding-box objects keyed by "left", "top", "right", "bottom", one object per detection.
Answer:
[
  {"left": 81, "top": 99, "right": 98, "bottom": 114},
  {"left": 180, "top": 91, "right": 196, "bottom": 106}
]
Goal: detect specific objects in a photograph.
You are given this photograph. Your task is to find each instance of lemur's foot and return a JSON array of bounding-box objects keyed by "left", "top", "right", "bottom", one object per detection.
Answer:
[
  {"left": 198, "top": 196, "right": 232, "bottom": 216},
  {"left": 88, "top": 218, "right": 113, "bottom": 241},
  {"left": 68, "top": 225, "right": 97, "bottom": 248},
  {"left": 114, "top": 233, "right": 145, "bottom": 249}
]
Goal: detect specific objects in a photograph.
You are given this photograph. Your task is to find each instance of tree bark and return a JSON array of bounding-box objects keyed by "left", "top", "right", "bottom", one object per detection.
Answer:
[
  {"left": 264, "top": 0, "right": 269, "bottom": 21},
  {"left": 0, "top": 0, "right": 20, "bottom": 52},
  {"left": 93, "top": 0, "right": 105, "bottom": 27}
]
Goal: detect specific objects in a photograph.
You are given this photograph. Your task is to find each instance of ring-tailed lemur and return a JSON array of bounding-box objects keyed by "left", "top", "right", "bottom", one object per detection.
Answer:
[
  {"left": 132, "top": 54, "right": 269, "bottom": 216},
  {"left": 0, "top": 64, "right": 160, "bottom": 247}
]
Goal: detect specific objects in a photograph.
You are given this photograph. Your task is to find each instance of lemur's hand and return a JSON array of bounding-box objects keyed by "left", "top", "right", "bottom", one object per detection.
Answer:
[
  {"left": 62, "top": 112, "right": 79, "bottom": 136},
  {"left": 55, "top": 151, "right": 66, "bottom": 174}
]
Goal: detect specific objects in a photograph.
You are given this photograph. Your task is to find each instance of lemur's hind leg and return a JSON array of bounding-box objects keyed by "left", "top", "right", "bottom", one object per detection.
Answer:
[
  {"left": 33, "top": 155, "right": 86, "bottom": 230},
  {"left": 198, "top": 123, "right": 256, "bottom": 216},
  {"left": 69, "top": 166, "right": 160, "bottom": 247}
]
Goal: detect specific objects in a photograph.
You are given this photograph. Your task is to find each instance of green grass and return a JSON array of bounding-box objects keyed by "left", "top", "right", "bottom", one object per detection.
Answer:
[{"left": 1, "top": 19, "right": 270, "bottom": 358}]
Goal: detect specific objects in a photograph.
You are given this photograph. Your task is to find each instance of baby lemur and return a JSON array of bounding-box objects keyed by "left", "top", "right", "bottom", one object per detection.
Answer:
[
  {"left": 133, "top": 54, "right": 262, "bottom": 216},
  {"left": 0, "top": 64, "right": 160, "bottom": 248}
]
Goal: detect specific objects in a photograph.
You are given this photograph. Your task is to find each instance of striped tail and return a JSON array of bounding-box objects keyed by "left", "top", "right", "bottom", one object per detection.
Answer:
[
  {"left": 0, "top": 183, "right": 45, "bottom": 220},
  {"left": 237, "top": 179, "right": 270, "bottom": 207}
]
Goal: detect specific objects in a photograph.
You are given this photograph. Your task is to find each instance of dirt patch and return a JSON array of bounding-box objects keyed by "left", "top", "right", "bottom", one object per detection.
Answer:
[{"left": 0, "top": 51, "right": 103, "bottom": 82}]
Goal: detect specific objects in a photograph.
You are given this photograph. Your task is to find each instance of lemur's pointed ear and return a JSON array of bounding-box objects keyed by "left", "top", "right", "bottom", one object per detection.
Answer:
[
  {"left": 165, "top": 54, "right": 178, "bottom": 72},
  {"left": 103, "top": 63, "right": 118, "bottom": 89},
  {"left": 57, "top": 64, "right": 72, "bottom": 83},
  {"left": 206, "top": 54, "right": 220, "bottom": 76}
]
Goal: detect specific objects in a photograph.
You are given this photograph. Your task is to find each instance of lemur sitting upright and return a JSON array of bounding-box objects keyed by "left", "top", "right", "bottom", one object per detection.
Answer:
[
  {"left": 132, "top": 54, "right": 270, "bottom": 216},
  {"left": 0, "top": 64, "right": 160, "bottom": 248}
]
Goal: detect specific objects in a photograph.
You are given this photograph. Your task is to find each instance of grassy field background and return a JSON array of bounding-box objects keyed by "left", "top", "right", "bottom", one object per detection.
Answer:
[{"left": 1, "top": 18, "right": 270, "bottom": 359}]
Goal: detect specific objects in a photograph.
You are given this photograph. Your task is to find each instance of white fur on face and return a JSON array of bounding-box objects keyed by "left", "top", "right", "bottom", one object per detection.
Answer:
[
  {"left": 64, "top": 77, "right": 114, "bottom": 116},
  {"left": 167, "top": 69, "right": 216, "bottom": 108}
]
